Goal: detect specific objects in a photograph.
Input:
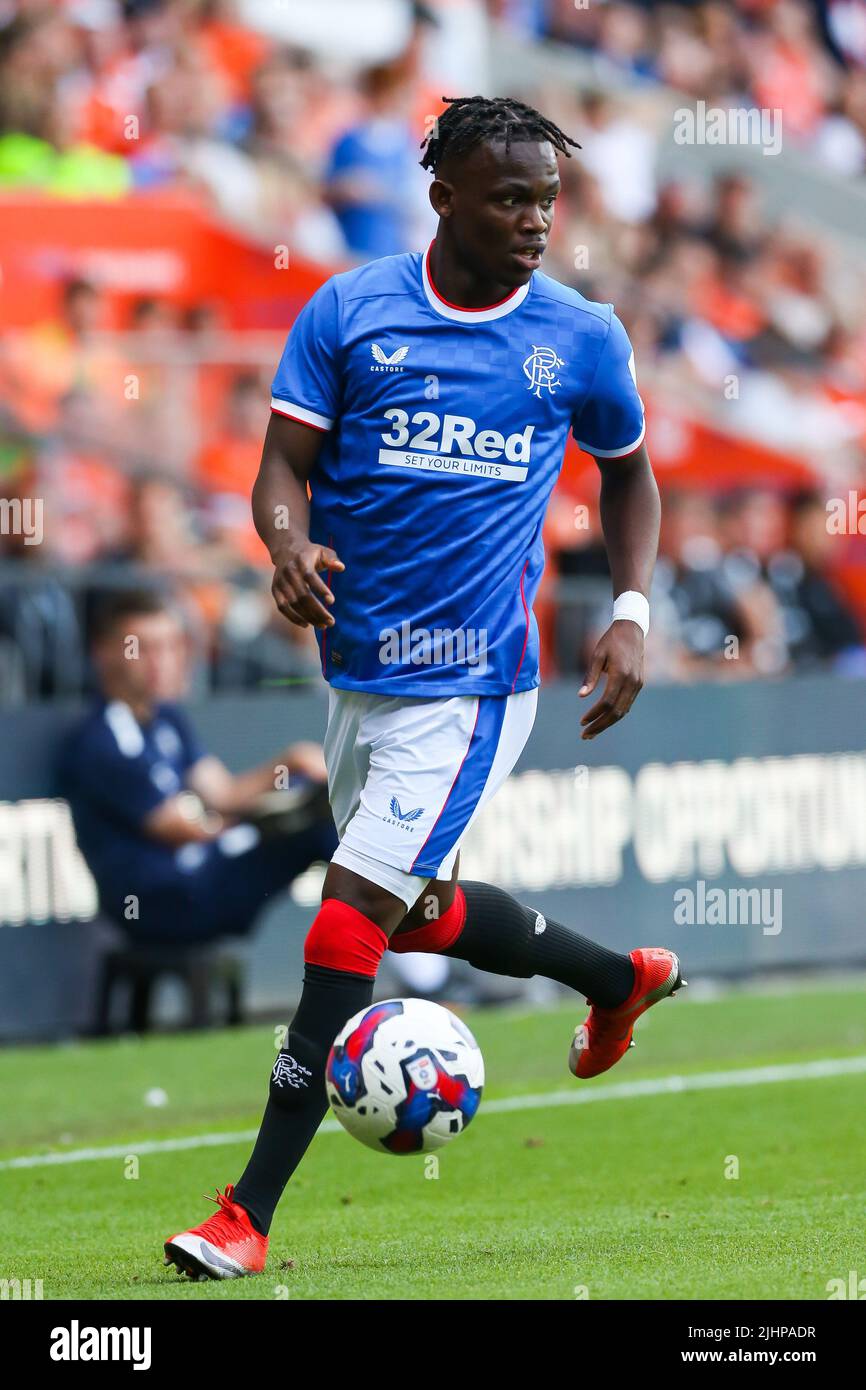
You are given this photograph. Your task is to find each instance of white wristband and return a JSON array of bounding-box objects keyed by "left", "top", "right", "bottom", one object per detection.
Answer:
[{"left": 612, "top": 590, "right": 649, "bottom": 636}]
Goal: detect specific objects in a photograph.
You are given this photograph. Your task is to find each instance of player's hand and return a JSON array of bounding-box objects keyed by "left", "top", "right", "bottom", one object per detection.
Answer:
[
  {"left": 579, "top": 621, "right": 644, "bottom": 740},
  {"left": 271, "top": 540, "right": 345, "bottom": 629}
]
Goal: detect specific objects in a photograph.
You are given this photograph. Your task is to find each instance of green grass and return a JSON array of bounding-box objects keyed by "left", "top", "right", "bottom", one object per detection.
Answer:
[{"left": 1, "top": 982, "right": 865, "bottom": 1300}]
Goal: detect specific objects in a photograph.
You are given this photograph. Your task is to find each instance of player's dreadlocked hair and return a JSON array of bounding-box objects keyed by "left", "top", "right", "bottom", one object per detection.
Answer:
[{"left": 419, "top": 95, "right": 580, "bottom": 173}]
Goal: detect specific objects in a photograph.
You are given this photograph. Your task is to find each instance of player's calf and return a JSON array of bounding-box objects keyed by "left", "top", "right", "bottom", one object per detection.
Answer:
[{"left": 393, "top": 880, "right": 637, "bottom": 1010}]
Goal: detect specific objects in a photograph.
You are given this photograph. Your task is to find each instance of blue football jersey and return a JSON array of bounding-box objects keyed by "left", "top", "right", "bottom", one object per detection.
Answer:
[{"left": 270, "top": 245, "right": 645, "bottom": 696}]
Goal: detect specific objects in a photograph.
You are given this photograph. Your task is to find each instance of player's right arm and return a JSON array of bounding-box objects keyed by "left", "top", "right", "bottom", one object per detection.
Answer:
[
  {"left": 252, "top": 414, "right": 344, "bottom": 630},
  {"left": 253, "top": 277, "right": 345, "bottom": 629}
]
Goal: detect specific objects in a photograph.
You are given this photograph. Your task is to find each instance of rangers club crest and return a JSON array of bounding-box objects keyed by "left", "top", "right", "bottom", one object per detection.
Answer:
[
  {"left": 271, "top": 1053, "right": 312, "bottom": 1090},
  {"left": 523, "top": 345, "right": 564, "bottom": 398}
]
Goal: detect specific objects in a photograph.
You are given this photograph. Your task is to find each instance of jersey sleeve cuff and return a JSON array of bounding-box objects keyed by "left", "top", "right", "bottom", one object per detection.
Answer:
[
  {"left": 577, "top": 417, "right": 646, "bottom": 459},
  {"left": 270, "top": 397, "right": 333, "bottom": 432}
]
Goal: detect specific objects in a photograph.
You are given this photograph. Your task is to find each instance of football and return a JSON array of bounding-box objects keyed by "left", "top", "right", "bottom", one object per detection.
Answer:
[{"left": 325, "top": 998, "right": 485, "bottom": 1154}]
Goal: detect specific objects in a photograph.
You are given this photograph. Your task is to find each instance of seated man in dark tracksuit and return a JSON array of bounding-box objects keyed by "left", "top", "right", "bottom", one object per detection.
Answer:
[{"left": 59, "top": 590, "right": 337, "bottom": 946}]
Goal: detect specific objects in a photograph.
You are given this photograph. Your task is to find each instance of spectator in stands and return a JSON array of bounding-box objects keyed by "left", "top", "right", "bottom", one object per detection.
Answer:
[
  {"left": 814, "top": 69, "right": 866, "bottom": 176},
  {"left": 748, "top": 0, "right": 838, "bottom": 144},
  {"left": 0, "top": 277, "right": 119, "bottom": 436},
  {"left": 577, "top": 91, "right": 657, "bottom": 224},
  {"left": 700, "top": 175, "right": 769, "bottom": 263},
  {"left": 247, "top": 45, "right": 355, "bottom": 173},
  {"left": 60, "top": 589, "right": 337, "bottom": 946},
  {"left": 325, "top": 60, "right": 424, "bottom": 259},
  {"left": 112, "top": 474, "right": 209, "bottom": 577},
  {"left": 653, "top": 489, "right": 786, "bottom": 679},
  {"left": 119, "top": 295, "right": 187, "bottom": 465},
  {"left": 103, "top": 472, "right": 249, "bottom": 679},
  {"left": 181, "top": 299, "right": 224, "bottom": 339},
  {"left": 129, "top": 294, "right": 177, "bottom": 337},
  {"left": 37, "top": 387, "right": 131, "bottom": 564},
  {"left": 769, "top": 489, "right": 866, "bottom": 671},
  {"left": 0, "top": 463, "right": 87, "bottom": 699},
  {"left": 196, "top": 370, "right": 269, "bottom": 568}
]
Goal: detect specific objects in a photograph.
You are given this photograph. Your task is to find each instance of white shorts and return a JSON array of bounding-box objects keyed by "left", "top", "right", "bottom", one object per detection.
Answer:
[{"left": 324, "top": 686, "right": 538, "bottom": 909}]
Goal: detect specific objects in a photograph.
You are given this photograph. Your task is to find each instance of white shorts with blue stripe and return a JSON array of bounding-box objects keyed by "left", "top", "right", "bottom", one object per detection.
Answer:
[{"left": 324, "top": 686, "right": 539, "bottom": 910}]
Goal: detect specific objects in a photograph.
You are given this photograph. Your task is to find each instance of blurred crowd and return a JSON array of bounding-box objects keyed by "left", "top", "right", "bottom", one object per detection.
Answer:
[
  {"left": 0, "top": 0, "right": 864, "bottom": 699},
  {"left": 550, "top": 483, "right": 866, "bottom": 680},
  {"left": 538, "top": 119, "right": 866, "bottom": 463},
  {"left": 497, "top": 0, "right": 866, "bottom": 177},
  {"left": 0, "top": 0, "right": 438, "bottom": 252}
]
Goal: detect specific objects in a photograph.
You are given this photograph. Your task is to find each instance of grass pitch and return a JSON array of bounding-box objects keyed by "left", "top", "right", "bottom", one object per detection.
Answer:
[{"left": 1, "top": 981, "right": 864, "bottom": 1301}]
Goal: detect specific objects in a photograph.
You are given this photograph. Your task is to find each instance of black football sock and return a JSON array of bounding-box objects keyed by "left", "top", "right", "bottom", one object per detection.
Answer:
[
  {"left": 233, "top": 962, "right": 373, "bottom": 1236},
  {"left": 445, "top": 880, "right": 635, "bottom": 1008}
]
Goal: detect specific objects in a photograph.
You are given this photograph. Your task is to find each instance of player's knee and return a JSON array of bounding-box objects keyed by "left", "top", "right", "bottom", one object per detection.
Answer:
[
  {"left": 269, "top": 1035, "right": 323, "bottom": 1112},
  {"left": 304, "top": 898, "right": 389, "bottom": 977},
  {"left": 389, "top": 887, "right": 467, "bottom": 955}
]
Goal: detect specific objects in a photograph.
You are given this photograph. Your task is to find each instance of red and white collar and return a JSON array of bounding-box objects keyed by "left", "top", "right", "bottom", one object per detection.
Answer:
[{"left": 421, "top": 242, "right": 531, "bottom": 324}]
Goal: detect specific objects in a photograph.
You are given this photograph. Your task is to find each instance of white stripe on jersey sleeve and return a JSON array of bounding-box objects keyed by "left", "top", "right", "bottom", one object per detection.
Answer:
[
  {"left": 577, "top": 416, "right": 646, "bottom": 459},
  {"left": 270, "top": 397, "right": 333, "bottom": 431}
]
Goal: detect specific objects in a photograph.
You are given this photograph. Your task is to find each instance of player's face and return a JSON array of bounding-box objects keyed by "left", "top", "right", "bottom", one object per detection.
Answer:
[{"left": 433, "top": 139, "right": 561, "bottom": 289}]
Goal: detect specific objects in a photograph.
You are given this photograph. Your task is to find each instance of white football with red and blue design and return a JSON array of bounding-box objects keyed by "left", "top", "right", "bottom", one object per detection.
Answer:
[{"left": 326, "top": 998, "right": 484, "bottom": 1154}]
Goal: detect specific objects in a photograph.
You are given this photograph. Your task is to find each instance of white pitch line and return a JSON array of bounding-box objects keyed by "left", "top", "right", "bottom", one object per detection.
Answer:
[{"left": 2, "top": 1054, "right": 865, "bottom": 1173}]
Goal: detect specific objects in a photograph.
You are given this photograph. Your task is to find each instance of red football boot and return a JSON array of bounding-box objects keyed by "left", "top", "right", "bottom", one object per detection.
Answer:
[
  {"left": 164, "top": 1185, "right": 268, "bottom": 1281},
  {"left": 569, "top": 948, "right": 685, "bottom": 1080}
]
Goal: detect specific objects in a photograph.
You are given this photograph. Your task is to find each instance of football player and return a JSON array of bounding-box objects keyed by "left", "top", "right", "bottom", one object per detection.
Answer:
[{"left": 165, "top": 96, "right": 684, "bottom": 1281}]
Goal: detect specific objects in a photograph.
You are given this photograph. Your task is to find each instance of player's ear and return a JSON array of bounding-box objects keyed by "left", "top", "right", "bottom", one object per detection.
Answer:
[{"left": 428, "top": 177, "right": 454, "bottom": 219}]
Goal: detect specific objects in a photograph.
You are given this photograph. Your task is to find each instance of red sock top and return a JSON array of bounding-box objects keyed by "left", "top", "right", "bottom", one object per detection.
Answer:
[{"left": 304, "top": 898, "right": 390, "bottom": 977}]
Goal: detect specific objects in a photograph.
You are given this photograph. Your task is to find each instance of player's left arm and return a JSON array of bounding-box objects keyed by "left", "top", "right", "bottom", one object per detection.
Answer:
[
  {"left": 580, "top": 441, "right": 660, "bottom": 740},
  {"left": 572, "top": 311, "right": 660, "bottom": 740}
]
